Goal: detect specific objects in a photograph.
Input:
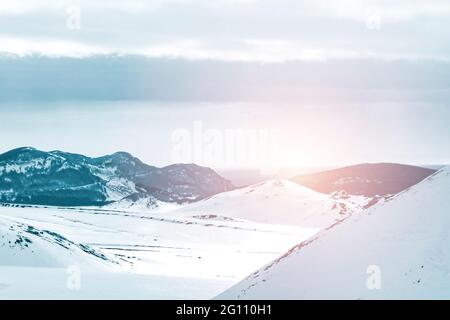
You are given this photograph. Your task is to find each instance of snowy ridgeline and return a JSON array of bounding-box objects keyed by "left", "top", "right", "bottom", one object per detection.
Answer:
[{"left": 218, "top": 167, "right": 450, "bottom": 300}]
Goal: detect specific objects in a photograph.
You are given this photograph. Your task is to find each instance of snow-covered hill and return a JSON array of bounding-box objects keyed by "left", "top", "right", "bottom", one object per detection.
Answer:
[
  {"left": 0, "top": 147, "right": 234, "bottom": 207},
  {"left": 218, "top": 167, "right": 450, "bottom": 299},
  {"left": 169, "top": 179, "right": 363, "bottom": 228}
]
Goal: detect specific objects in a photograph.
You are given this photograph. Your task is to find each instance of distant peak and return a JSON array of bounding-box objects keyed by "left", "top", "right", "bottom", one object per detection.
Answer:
[
  {"left": 164, "top": 163, "right": 208, "bottom": 170},
  {"left": 92, "top": 151, "right": 145, "bottom": 166},
  {"left": 11, "top": 147, "right": 37, "bottom": 152},
  {"left": 0, "top": 147, "right": 43, "bottom": 160},
  {"left": 112, "top": 151, "right": 133, "bottom": 158}
]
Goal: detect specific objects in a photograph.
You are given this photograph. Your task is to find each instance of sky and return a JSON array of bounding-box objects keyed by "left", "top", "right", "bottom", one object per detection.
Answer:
[{"left": 0, "top": 0, "right": 449, "bottom": 169}]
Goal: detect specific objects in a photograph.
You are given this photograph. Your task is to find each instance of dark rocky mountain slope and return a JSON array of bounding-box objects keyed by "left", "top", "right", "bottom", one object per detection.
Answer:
[
  {"left": 292, "top": 163, "right": 435, "bottom": 197},
  {"left": 0, "top": 147, "right": 234, "bottom": 206}
]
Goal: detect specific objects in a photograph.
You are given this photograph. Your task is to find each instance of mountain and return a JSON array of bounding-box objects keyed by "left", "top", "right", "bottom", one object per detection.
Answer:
[
  {"left": 0, "top": 147, "right": 234, "bottom": 206},
  {"left": 292, "top": 163, "right": 435, "bottom": 200},
  {"left": 218, "top": 166, "right": 333, "bottom": 188},
  {"left": 218, "top": 166, "right": 450, "bottom": 299},
  {"left": 169, "top": 179, "right": 362, "bottom": 228}
]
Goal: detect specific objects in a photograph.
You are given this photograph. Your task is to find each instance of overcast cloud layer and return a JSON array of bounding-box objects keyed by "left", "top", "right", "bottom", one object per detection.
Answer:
[
  {"left": 1, "top": 0, "right": 450, "bottom": 102},
  {"left": 0, "top": 1, "right": 449, "bottom": 165},
  {"left": 1, "top": 0, "right": 450, "bottom": 62}
]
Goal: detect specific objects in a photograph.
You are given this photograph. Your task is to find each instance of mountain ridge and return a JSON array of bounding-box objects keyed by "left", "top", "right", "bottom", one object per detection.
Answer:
[
  {"left": 292, "top": 162, "right": 436, "bottom": 197},
  {"left": 0, "top": 147, "right": 234, "bottom": 207}
]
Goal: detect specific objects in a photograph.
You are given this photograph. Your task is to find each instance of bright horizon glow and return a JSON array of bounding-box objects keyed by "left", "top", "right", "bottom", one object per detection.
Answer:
[
  {"left": 1, "top": 0, "right": 449, "bottom": 170},
  {"left": 0, "top": 102, "right": 448, "bottom": 170}
]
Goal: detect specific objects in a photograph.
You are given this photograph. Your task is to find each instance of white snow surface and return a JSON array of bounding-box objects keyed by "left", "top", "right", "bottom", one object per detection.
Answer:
[
  {"left": 217, "top": 167, "right": 450, "bottom": 299},
  {"left": 0, "top": 201, "right": 317, "bottom": 299},
  {"left": 102, "top": 196, "right": 180, "bottom": 213},
  {"left": 168, "top": 180, "right": 362, "bottom": 228},
  {"left": 0, "top": 178, "right": 367, "bottom": 299}
]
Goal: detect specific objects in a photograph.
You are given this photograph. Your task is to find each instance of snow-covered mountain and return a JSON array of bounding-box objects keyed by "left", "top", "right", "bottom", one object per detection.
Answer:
[
  {"left": 292, "top": 163, "right": 435, "bottom": 200},
  {"left": 218, "top": 166, "right": 450, "bottom": 299},
  {"left": 169, "top": 179, "right": 363, "bottom": 228},
  {"left": 0, "top": 147, "right": 234, "bottom": 207}
]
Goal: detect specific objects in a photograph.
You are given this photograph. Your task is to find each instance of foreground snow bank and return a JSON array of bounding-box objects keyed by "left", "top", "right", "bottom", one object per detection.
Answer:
[{"left": 218, "top": 167, "right": 450, "bottom": 299}]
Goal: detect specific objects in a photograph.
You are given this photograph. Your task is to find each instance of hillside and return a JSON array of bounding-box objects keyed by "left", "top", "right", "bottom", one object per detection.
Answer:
[
  {"left": 170, "top": 179, "right": 362, "bottom": 228},
  {"left": 218, "top": 167, "right": 450, "bottom": 299}
]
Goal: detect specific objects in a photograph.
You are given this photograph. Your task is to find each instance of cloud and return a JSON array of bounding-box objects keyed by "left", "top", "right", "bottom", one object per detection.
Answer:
[
  {"left": 2, "top": 55, "right": 450, "bottom": 103},
  {"left": 0, "top": 1, "right": 450, "bottom": 62},
  {"left": 0, "top": 35, "right": 111, "bottom": 58},
  {"left": 0, "top": 0, "right": 262, "bottom": 16},
  {"left": 2, "top": 35, "right": 450, "bottom": 63},
  {"left": 306, "top": 0, "right": 450, "bottom": 22},
  {"left": 0, "top": 0, "right": 163, "bottom": 15}
]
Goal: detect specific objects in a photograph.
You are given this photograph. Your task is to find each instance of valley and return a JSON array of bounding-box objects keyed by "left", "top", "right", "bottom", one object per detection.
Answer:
[{"left": 0, "top": 201, "right": 317, "bottom": 299}]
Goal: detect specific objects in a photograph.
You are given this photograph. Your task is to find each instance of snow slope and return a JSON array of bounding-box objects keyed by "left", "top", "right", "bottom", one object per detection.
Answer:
[
  {"left": 218, "top": 167, "right": 450, "bottom": 299},
  {"left": 0, "top": 214, "right": 116, "bottom": 269},
  {"left": 169, "top": 180, "right": 362, "bottom": 228},
  {"left": 102, "top": 193, "right": 181, "bottom": 212},
  {"left": 0, "top": 202, "right": 316, "bottom": 299}
]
